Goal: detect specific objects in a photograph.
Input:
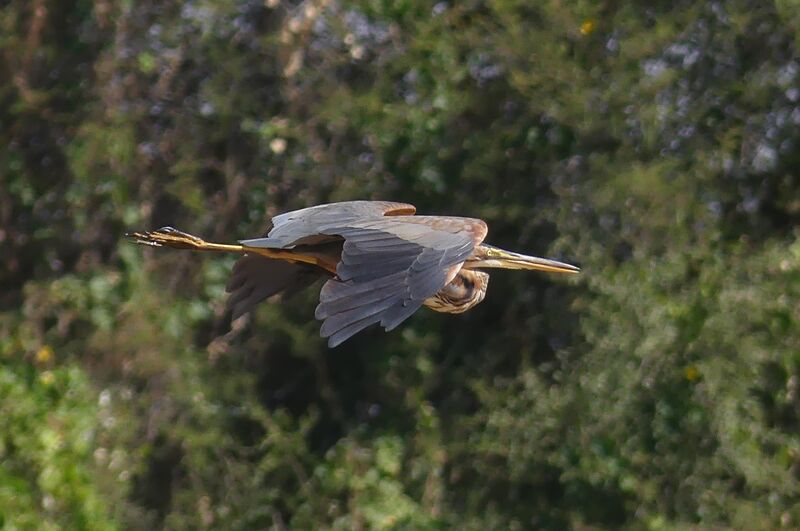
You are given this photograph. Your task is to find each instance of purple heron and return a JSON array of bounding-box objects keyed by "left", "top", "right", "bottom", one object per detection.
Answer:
[{"left": 127, "top": 201, "right": 579, "bottom": 347}]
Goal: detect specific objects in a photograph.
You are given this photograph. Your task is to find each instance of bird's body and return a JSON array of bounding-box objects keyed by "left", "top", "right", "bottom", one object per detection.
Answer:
[{"left": 127, "top": 200, "right": 578, "bottom": 346}]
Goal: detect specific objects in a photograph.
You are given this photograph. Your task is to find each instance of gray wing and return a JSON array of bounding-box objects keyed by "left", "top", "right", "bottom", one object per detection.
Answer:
[
  {"left": 226, "top": 256, "right": 321, "bottom": 320},
  {"left": 240, "top": 201, "right": 416, "bottom": 249},
  {"left": 228, "top": 201, "right": 488, "bottom": 347},
  {"left": 226, "top": 201, "right": 415, "bottom": 320},
  {"left": 313, "top": 217, "right": 487, "bottom": 347}
]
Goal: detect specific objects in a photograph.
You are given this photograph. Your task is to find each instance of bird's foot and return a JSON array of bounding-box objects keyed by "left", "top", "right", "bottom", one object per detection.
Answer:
[{"left": 125, "top": 226, "right": 207, "bottom": 249}]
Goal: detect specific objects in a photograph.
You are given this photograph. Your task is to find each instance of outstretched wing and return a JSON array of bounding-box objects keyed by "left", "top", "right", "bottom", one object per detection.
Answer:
[
  {"left": 226, "top": 256, "right": 321, "bottom": 320},
  {"left": 314, "top": 216, "right": 488, "bottom": 347},
  {"left": 244, "top": 201, "right": 417, "bottom": 249},
  {"left": 230, "top": 201, "right": 487, "bottom": 347},
  {"left": 227, "top": 201, "right": 416, "bottom": 320}
]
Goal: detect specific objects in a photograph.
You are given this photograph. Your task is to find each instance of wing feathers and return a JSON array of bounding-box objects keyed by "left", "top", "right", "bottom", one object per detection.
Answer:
[
  {"left": 319, "top": 294, "right": 399, "bottom": 338},
  {"left": 230, "top": 201, "right": 488, "bottom": 347},
  {"left": 327, "top": 314, "right": 385, "bottom": 348},
  {"left": 318, "top": 271, "right": 407, "bottom": 302},
  {"left": 380, "top": 301, "right": 424, "bottom": 331},
  {"left": 314, "top": 217, "right": 484, "bottom": 346},
  {"left": 337, "top": 254, "right": 416, "bottom": 281},
  {"left": 315, "top": 281, "right": 405, "bottom": 319},
  {"left": 226, "top": 256, "right": 321, "bottom": 320}
]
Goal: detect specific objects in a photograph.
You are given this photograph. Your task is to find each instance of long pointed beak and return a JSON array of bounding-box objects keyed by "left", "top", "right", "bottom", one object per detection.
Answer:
[{"left": 465, "top": 246, "right": 581, "bottom": 274}]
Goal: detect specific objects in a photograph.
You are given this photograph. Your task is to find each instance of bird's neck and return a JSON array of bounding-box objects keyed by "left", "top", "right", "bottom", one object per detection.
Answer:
[{"left": 424, "top": 269, "right": 489, "bottom": 314}]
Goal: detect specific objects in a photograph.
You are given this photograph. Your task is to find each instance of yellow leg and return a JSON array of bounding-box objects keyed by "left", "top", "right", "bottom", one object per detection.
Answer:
[{"left": 126, "top": 227, "right": 337, "bottom": 274}]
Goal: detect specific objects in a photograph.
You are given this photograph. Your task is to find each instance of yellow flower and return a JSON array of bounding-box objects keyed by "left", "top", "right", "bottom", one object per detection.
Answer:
[
  {"left": 580, "top": 19, "right": 596, "bottom": 36},
  {"left": 40, "top": 371, "right": 55, "bottom": 386},
  {"left": 35, "top": 345, "right": 54, "bottom": 364},
  {"left": 684, "top": 365, "right": 700, "bottom": 381}
]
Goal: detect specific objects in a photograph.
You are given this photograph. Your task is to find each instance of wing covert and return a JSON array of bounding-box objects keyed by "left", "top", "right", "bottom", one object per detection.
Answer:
[{"left": 241, "top": 201, "right": 417, "bottom": 249}]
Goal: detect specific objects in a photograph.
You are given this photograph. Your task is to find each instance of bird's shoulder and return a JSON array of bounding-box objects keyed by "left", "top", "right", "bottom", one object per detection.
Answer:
[{"left": 365, "top": 216, "right": 488, "bottom": 248}]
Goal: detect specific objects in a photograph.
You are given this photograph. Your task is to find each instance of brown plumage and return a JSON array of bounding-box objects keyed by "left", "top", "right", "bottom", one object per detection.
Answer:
[{"left": 127, "top": 200, "right": 579, "bottom": 347}]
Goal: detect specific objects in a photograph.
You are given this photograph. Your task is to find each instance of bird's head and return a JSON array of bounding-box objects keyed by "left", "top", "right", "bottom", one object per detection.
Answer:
[{"left": 463, "top": 244, "right": 580, "bottom": 274}]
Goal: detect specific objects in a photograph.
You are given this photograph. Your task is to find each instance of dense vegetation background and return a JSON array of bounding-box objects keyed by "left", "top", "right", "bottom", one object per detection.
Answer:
[{"left": 2, "top": 0, "right": 800, "bottom": 528}]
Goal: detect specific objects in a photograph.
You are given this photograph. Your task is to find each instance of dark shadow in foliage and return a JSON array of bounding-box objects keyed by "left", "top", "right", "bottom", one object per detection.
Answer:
[{"left": 130, "top": 433, "right": 184, "bottom": 524}]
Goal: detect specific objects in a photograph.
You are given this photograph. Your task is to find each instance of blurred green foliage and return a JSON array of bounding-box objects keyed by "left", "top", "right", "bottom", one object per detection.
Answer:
[{"left": 2, "top": 0, "right": 800, "bottom": 528}]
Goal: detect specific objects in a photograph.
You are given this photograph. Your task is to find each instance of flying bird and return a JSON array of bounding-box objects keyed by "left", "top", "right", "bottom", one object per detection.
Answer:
[{"left": 127, "top": 201, "right": 579, "bottom": 347}]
